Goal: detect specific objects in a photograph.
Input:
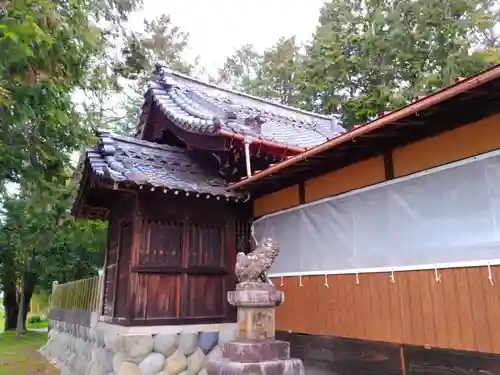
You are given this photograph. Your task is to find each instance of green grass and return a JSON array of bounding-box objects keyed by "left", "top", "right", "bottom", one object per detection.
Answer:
[
  {"left": 0, "top": 309, "right": 49, "bottom": 331},
  {"left": 27, "top": 321, "right": 49, "bottom": 329},
  {"left": 0, "top": 331, "right": 59, "bottom": 375}
]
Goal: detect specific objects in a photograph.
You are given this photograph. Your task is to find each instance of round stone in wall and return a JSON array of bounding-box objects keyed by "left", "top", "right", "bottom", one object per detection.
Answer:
[
  {"left": 113, "top": 353, "right": 125, "bottom": 374},
  {"left": 198, "top": 332, "right": 218, "bottom": 354},
  {"left": 186, "top": 348, "right": 205, "bottom": 375},
  {"left": 206, "top": 346, "right": 222, "bottom": 361},
  {"left": 163, "top": 349, "right": 187, "bottom": 375},
  {"left": 87, "top": 361, "right": 103, "bottom": 375},
  {"left": 153, "top": 333, "right": 179, "bottom": 357},
  {"left": 139, "top": 353, "right": 166, "bottom": 375},
  {"left": 119, "top": 361, "right": 141, "bottom": 375},
  {"left": 104, "top": 331, "right": 124, "bottom": 353},
  {"left": 177, "top": 333, "right": 198, "bottom": 356},
  {"left": 123, "top": 335, "right": 154, "bottom": 359}
]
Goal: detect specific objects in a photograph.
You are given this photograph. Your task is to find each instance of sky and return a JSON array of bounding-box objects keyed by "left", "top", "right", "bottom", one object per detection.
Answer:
[{"left": 127, "top": 0, "right": 326, "bottom": 75}]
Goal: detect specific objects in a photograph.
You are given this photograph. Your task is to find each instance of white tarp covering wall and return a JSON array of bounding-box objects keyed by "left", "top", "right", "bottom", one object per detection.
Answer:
[{"left": 253, "top": 151, "right": 500, "bottom": 275}]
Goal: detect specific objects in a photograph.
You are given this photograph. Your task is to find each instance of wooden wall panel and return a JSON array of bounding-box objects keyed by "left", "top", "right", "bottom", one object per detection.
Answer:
[
  {"left": 393, "top": 113, "right": 500, "bottom": 177},
  {"left": 114, "top": 221, "right": 132, "bottom": 319},
  {"left": 277, "top": 331, "right": 500, "bottom": 375},
  {"left": 253, "top": 185, "right": 299, "bottom": 217},
  {"left": 184, "top": 276, "right": 226, "bottom": 318},
  {"left": 272, "top": 266, "right": 500, "bottom": 353},
  {"left": 132, "top": 273, "right": 181, "bottom": 320},
  {"left": 305, "top": 156, "right": 386, "bottom": 203}
]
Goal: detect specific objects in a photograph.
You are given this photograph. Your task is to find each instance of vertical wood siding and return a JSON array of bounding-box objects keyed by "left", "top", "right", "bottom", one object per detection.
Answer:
[
  {"left": 272, "top": 266, "right": 500, "bottom": 353},
  {"left": 119, "top": 193, "right": 246, "bottom": 325}
]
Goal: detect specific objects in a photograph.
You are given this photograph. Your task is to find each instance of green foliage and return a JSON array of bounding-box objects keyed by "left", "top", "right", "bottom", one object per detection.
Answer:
[
  {"left": 26, "top": 314, "right": 44, "bottom": 324},
  {"left": 116, "top": 14, "right": 196, "bottom": 80},
  {"left": 0, "top": 183, "right": 107, "bottom": 294},
  {"left": 0, "top": 0, "right": 138, "bottom": 333},
  {"left": 108, "top": 14, "right": 199, "bottom": 136},
  {"left": 214, "top": 37, "right": 304, "bottom": 106},
  {"left": 214, "top": 0, "right": 500, "bottom": 129},
  {"left": 299, "top": 0, "right": 500, "bottom": 127}
]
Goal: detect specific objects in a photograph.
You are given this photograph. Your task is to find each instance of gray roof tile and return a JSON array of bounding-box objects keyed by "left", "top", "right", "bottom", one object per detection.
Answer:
[
  {"left": 137, "top": 63, "right": 346, "bottom": 149},
  {"left": 84, "top": 131, "right": 244, "bottom": 199}
]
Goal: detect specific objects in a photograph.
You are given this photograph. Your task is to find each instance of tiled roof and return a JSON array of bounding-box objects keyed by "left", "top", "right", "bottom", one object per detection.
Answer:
[
  {"left": 137, "top": 63, "right": 346, "bottom": 149},
  {"left": 83, "top": 131, "right": 244, "bottom": 199}
]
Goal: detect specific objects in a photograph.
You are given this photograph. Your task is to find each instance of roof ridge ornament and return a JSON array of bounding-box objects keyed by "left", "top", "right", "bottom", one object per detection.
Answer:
[
  {"left": 155, "top": 62, "right": 178, "bottom": 88},
  {"left": 98, "top": 133, "right": 116, "bottom": 157},
  {"left": 244, "top": 115, "right": 265, "bottom": 135}
]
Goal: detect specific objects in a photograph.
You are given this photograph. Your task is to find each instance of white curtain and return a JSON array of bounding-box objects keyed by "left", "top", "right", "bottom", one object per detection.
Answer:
[{"left": 253, "top": 151, "right": 500, "bottom": 274}]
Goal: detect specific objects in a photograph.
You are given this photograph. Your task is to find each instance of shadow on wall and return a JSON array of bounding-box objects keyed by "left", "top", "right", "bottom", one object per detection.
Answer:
[{"left": 277, "top": 332, "right": 500, "bottom": 375}]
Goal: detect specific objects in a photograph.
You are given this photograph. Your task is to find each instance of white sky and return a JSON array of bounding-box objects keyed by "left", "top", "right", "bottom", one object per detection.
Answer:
[{"left": 127, "top": 0, "right": 326, "bottom": 75}]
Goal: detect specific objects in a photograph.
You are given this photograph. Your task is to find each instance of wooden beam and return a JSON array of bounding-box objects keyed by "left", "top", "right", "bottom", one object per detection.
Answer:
[
  {"left": 384, "top": 151, "right": 394, "bottom": 180},
  {"left": 298, "top": 182, "right": 305, "bottom": 204}
]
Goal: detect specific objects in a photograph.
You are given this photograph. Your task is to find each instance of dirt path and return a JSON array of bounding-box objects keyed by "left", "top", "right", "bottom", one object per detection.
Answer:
[
  {"left": 0, "top": 349, "right": 59, "bottom": 375},
  {"left": 0, "top": 332, "right": 59, "bottom": 375}
]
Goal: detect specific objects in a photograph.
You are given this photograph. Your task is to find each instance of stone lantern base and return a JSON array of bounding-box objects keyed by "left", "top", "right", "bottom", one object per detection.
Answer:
[
  {"left": 207, "top": 282, "right": 304, "bottom": 375},
  {"left": 207, "top": 339, "right": 303, "bottom": 375}
]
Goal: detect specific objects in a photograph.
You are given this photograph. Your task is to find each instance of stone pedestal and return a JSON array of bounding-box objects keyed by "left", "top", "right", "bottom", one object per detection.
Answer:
[{"left": 207, "top": 282, "right": 304, "bottom": 375}]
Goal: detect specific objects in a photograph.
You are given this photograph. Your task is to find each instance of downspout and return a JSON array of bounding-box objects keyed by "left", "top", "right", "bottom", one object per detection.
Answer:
[{"left": 244, "top": 136, "right": 252, "bottom": 178}]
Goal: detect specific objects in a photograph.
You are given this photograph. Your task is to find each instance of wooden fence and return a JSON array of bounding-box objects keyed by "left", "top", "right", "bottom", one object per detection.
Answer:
[{"left": 51, "top": 276, "right": 103, "bottom": 313}]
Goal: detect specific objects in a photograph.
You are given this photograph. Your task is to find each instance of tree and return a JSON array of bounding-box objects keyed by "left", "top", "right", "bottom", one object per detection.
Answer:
[
  {"left": 0, "top": 183, "right": 106, "bottom": 332},
  {"left": 213, "top": 44, "right": 263, "bottom": 93},
  {"left": 109, "top": 14, "right": 199, "bottom": 136},
  {"left": 214, "top": 37, "right": 305, "bottom": 106},
  {"left": 258, "top": 36, "right": 304, "bottom": 106},
  {"left": 0, "top": 0, "right": 139, "bottom": 333},
  {"left": 298, "top": 0, "right": 500, "bottom": 128}
]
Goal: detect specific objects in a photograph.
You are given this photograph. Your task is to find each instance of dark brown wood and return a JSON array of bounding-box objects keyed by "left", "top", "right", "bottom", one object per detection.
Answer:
[
  {"left": 132, "top": 265, "right": 228, "bottom": 274},
  {"left": 86, "top": 173, "right": 247, "bottom": 326},
  {"left": 384, "top": 152, "right": 394, "bottom": 180},
  {"left": 404, "top": 344, "right": 500, "bottom": 375},
  {"left": 276, "top": 331, "right": 403, "bottom": 375},
  {"left": 277, "top": 331, "right": 500, "bottom": 375},
  {"left": 298, "top": 182, "right": 305, "bottom": 204},
  {"left": 104, "top": 209, "right": 119, "bottom": 318},
  {"left": 146, "top": 106, "right": 228, "bottom": 151},
  {"left": 113, "top": 191, "right": 246, "bottom": 325},
  {"left": 115, "top": 221, "right": 132, "bottom": 319},
  {"left": 182, "top": 275, "right": 225, "bottom": 318},
  {"left": 102, "top": 195, "right": 136, "bottom": 321}
]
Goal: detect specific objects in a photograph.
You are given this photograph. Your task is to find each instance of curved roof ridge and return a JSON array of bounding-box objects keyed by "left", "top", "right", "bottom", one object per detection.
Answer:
[
  {"left": 96, "top": 129, "right": 186, "bottom": 153},
  {"left": 155, "top": 62, "right": 335, "bottom": 121}
]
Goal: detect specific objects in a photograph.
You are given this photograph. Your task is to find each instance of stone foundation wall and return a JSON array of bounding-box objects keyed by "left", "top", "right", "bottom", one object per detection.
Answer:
[{"left": 41, "top": 320, "right": 237, "bottom": 375}]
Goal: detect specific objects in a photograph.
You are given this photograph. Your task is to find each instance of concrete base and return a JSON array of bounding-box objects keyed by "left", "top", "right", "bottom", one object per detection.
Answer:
[
  {"left": 40, "top": 318, "right": 237, "bottom": 375},
  {"left": 207, "top": 340, "right": 304, "bottom": 375},
  {"left": 207, "top": 282, "right": 304, "bottom": 375}
]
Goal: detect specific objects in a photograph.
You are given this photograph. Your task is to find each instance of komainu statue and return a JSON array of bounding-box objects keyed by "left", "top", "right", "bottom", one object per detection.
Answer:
[{"left": 235, "top": 238, "right": 280, "bottom": 284}]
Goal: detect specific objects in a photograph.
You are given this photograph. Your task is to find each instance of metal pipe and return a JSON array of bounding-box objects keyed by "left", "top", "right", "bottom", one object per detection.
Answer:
[
  {"left": 244, "top": 137, "right": 252, "bottom": 177},
  {"left": 227, "top": 64, "right": 500, "bottom": 191}
]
